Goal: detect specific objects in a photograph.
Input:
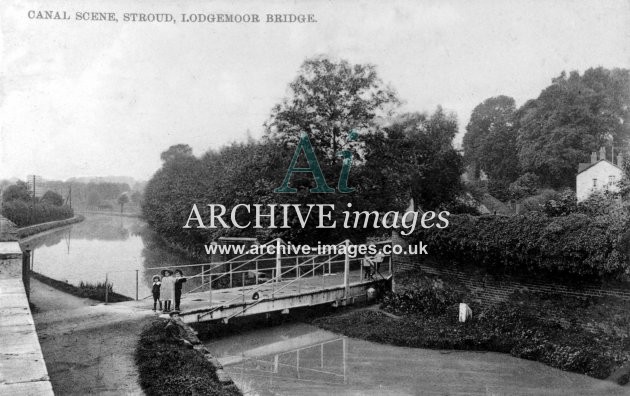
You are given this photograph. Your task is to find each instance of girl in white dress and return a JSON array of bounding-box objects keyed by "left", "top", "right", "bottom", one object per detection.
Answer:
[{"left": 160, "top": 269, "right": 175, "bottom": 312}]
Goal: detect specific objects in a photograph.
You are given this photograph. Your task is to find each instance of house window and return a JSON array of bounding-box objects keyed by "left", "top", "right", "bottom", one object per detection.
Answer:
[
  {"left": 593, "top": 178, "right": 597, "bottom": 188},
  {"left": 609, "top": 175, "right": 616, "bottom": 185}
]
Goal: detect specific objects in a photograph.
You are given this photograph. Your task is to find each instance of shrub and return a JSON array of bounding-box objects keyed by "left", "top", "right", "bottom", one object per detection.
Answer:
[
  {"left": 487, "top": 179, "right": 511, "bottom": 202},
  {"left": 381, "top": 273, "right": 465, "bottom": 315},
  {"left": 2, "top": 200, "right": 74, "bottom": 227},
  {"left": 411, "top": 212, "right": 630, "bottom": 278},
  {"left": 136, "top": 320, "right": 241, "bottom": 396},
  {"left": 540, "top": 189, "right": 577, "bottom": 216},
  {"left": 508, "top": 173, "right": 540, "bottom": 199}
]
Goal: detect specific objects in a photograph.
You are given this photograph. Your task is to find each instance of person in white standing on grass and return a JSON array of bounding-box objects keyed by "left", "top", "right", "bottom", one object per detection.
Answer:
[{"left": 160, "top": 269, "right": 175, "bottom": 312}]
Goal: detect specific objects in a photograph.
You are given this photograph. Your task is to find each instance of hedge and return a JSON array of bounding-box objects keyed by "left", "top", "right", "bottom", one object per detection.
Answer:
[
  {"left": 2, "top": 200, "right": 74, "bottom": 227},
  {"left": 410, "top": 212, "right": 630, "bottom": 278}
]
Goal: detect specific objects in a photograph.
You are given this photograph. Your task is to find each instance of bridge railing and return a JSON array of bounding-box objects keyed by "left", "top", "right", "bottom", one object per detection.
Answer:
[
  {"left": 196, "top": 240, "right": 351, "bottom": 320},
  {"left": 201, "top": 240, "right": 394, "bottom": 322},
  {"left": 101, "top": 238, "right": 393, "bottom": 304}
]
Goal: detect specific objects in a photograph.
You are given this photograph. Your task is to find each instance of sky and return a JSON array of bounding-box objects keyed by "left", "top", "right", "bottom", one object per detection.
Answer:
[{"left": 1, "top": 0, "right": 629, "bottom": 181}]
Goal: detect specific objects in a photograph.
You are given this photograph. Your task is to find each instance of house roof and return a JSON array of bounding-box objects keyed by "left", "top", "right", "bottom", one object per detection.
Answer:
[{"left": 577, "top": 159, "right": 622, "bottom": 174}]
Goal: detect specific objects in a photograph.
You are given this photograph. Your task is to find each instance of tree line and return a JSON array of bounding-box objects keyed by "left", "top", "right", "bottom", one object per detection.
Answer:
[
  {"left": 143, "top": 56, "right": 467, "bottom": 255},
  {"left": 463, "top": 67, "right": 630, "bottom": 199},
  {"left": 1, "top": 181, "right": 73, "bottom": 227}
]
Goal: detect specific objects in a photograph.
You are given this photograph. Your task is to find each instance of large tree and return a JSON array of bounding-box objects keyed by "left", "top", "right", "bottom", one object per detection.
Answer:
[
  {"left": 360, "top": 108, "right": 464, "bottom": 211},
  {"left": 264, "top": 56, "right": 400, "bottom": 161},
  {"left": 463, "top": 95, "right": 519, "bottom": 182},
  {"left": 515, "top": 67, "right": 630, "bottom": 187}
]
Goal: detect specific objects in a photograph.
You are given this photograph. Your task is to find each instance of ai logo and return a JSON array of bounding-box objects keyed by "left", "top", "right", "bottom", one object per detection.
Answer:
[{"left": 274, "top": 131, "right": 357, "bottom": 193}]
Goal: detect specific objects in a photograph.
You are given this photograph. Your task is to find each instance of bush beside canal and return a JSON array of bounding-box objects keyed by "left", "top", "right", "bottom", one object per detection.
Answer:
[
  {"left": 30, "top": 271, "right": 131, "bottom": 302},
  {"left": 312, "top": 270, "right": 630, "bottom": 384},
  {"left": 136, "top": 319, "right": 242, "bottom": 396}
]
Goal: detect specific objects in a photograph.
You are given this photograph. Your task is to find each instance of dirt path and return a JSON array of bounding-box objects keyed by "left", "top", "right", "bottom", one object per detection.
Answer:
[{"left": 30, "top": 277, "right": 155, "bottom": 395}]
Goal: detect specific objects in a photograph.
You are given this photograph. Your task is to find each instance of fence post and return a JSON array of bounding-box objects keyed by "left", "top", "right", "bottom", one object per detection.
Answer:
[
  {"left": 135, "top": 269, "right": 139, "bottom": 301},
  {"left": 275, "top": 239, "right": 282, "bottom": 282},
  {"left": 229, "top": 263, "right": 233, "bottom": 288},
  {"left": 343, "top": 240, "right": 350, "bottom": 300},
  {"left": 255, "top": 260, "right": 259, "bottom": 284},
  {"left": 360, "top": 258, "right": 363, "bottom": 281},
  {"left": 209, "top": 275, "right": 213, "bottom": 306},
  {"left": 105, "top": 272, "right": 109, "bottom": 304}
]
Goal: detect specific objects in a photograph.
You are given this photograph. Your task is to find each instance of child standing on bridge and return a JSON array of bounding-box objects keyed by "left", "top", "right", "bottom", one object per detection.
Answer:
[
  {"left": 151, "top": 274, "right": 162, "bottom": 312},
  {"left": 160, "top": 269, "right": 175, "bottom": 312},
  {"left": 174, "top": 269, "right": 187, "bottom": 311}
]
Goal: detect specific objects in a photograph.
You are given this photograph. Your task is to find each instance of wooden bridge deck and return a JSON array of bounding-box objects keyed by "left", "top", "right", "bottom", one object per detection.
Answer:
[{"left": 175, "top": 270, "right": 391, "bottom": 324}]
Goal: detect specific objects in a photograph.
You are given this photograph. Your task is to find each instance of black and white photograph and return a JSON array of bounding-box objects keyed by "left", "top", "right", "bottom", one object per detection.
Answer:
[{"left": 1, "top": 0, "right": 629, "bottom": 395}]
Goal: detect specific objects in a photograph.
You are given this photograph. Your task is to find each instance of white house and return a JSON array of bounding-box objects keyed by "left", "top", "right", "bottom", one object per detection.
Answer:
[{"left": 576, "top": 148, "right": 624, "bottom": 202}]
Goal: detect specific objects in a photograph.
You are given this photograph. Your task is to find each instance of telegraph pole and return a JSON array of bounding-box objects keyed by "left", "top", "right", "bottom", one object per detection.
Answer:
[{"left": 31, "top": 175, "right": 36, "bottom": 224}]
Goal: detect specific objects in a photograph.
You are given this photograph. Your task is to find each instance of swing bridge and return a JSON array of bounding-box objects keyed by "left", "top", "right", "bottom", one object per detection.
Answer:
[{"left": 127, "top": 238, "right": 394, "bottom": 324}]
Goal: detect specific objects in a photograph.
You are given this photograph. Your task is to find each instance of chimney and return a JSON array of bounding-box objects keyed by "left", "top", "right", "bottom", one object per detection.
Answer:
[
  {"left": 599, "top": 146, "right": 606, "bottom": 161},
  {"left": 591, "top": 151, "right": 598, "bottom": 163},
  {"left": 618, "top": 153, "right": 624, "bottom": 169}
]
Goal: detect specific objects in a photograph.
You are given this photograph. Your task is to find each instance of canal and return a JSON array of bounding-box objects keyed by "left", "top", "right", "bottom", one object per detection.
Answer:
[
  {"left": 21, "top": 213, "right": 198, "bottom": 299},
  {"left": 22, "top": 214, "right": 626, "bottom": 395}
]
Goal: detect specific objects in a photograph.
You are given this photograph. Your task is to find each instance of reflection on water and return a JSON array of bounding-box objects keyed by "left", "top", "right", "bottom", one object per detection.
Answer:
[
  {"left": 205, "top": 322, "right": 625, "bottom": 396},
  {"left": 20, "top": 214, "right": 199, "bottom": 298}
]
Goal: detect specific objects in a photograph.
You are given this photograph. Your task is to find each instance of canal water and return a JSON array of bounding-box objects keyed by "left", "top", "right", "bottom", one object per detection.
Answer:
[
  {"left": 22, "top": 214, "right": 627, "bottom": 395},
  {"left": 205, "top": 322, "right": 625, "bottom": 396},
  {"left": 21, "top": 213, "right": 198, "bottom": 299}
]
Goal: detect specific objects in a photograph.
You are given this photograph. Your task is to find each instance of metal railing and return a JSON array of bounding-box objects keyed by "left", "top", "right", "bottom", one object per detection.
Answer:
[
  {"left": 197, "top": 240, "right": 351, "bottom": 320},
  {"left": 101, "top": 238, "right": 394, "bottom": 305}
]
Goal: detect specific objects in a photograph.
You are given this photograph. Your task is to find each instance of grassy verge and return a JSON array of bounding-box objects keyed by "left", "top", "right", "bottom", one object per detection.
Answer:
[
  {"left": 312, "top": 270, "right": 630, "bottom": 385},
  {"left": 17, "top": 215, "right": 84, "bottom": 239},
  {"left": 136, "top": 319, "right": 242, "bottom": 396},
  {"left": 31, "top": 271, "right": 131, "bottom": 302}
]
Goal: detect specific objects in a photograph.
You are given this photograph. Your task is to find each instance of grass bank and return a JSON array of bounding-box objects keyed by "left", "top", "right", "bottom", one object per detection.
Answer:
[
  {"left": 30, "top": 271, "right": 131, "bottom": 302},
  {"left": 136, "top": 319, "right": 241, "bottom": 396},
  {"left": 17, "top": 215, "right": 85, "bottom": 239},
  {"left": 312, "top": 270, "right": 630, "bottom": 385}
]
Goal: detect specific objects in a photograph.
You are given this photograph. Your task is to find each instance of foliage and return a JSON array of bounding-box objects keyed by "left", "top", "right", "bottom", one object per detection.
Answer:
[
  {"left": 362, "top": 110, "right": 464, "bottom": 211},
  {"left": 264, "top": 56, "right": 400, "bottom": 161},
  {"left": 540, "top": 189, "right": 577, "bottom": 216},
  {"left": 520, "top": 189, "right": 559, "bottom": 213},
  {"left": 41, "top": 190, "right": 64, "bottom": 206},
  {"left": 515, "top": 68, "right": 630, "bottom": 188},
  {"left": 410, "top": 212, "right": 630, "bottom": 278},
  {"left": 508, "top": 172, "right": 540, "bottom": 199},
  {"left": 118, "top": 193, "right": 130, "bottom": 212},
  {"left": 487, "top": 179, "right": 511, "bottom": 202},
  {"left": 577, "top": 190, "right": 622, "bottom": 216},
  {"left": 30, "top": 271, "right": 131, "bottom": 302},
  {"left": 620, "top": 159, "right": 630, "bottom": 199},
  {"left": 136, "top": 320, "right": 241, "bottom": 396},
  {"left": 144, "top": 57, "right": 466, "bottom": 254},
  {"left": 463, "top": 95, "right": 520, "bottom": 182},
  {"left": 2, "top": 181, "right": 31, "bottom": 202},
  {"left": 1, "top": 197, "right": 74, "bottom": 227},
  {"left": 380, "top": 273, "right": 465, "bottom": 316},
  {"left": 462, "top": 68, "right": 629, "bottom": 190}
]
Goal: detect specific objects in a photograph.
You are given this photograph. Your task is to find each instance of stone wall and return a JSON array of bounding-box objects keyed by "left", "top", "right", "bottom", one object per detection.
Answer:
[{"left": 0, "top": 216, "right": 54, "bottom": 394}]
